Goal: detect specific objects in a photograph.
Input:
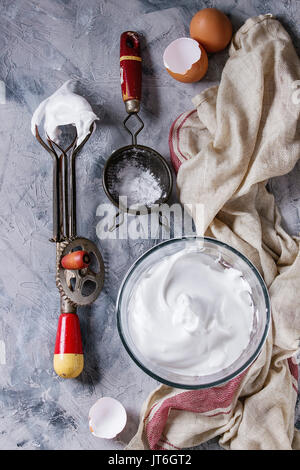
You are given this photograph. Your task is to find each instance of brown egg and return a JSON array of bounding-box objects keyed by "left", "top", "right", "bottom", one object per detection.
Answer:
[
  {"left": 163, "top": 37, "right": 208, "bottom": 83},
  {"left": 190, "top": 8, "right": 232, "bottom": 53}
]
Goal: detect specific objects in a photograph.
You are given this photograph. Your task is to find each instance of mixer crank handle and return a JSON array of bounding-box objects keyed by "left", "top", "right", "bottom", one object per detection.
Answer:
[{"left": 61, "top": 250, "right": 90, "bottom": 270}]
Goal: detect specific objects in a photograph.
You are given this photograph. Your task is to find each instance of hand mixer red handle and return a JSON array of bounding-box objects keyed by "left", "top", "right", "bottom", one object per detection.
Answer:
[
  {"left": 53, "top": 313, "right": 84, "bottom": 378},
  {"left": 120, "top": 31, "right": 142, "bottom": 113}
]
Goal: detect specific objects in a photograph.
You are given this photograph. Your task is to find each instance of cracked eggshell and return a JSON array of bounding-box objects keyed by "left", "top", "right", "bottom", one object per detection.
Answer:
[
  {"left": 163, "top": 37, "right": 208, "bottom": 83},
  {"left": 88, "top": 397, "right": 127, "bottom": 439}
]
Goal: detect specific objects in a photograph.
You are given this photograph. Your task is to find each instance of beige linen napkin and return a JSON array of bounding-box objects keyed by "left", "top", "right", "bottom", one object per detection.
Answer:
[{"left": 127, "top": 14, "right": 300, "bottom": 450}]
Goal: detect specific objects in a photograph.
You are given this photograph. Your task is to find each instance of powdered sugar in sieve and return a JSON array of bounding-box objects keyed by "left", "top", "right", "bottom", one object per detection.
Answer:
[{"left": 109, "top": 158, "right": 165, "bottom": 207}]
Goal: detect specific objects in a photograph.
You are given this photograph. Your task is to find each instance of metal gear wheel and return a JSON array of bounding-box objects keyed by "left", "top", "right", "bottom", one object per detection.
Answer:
[{"left": 56, "top": 237, "right": 105, "bottom": 306}]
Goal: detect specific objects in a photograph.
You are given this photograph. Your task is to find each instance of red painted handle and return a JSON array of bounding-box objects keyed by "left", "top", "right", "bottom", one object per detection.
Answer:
[
  {"left": 61, "top": 250, "right": 90, "bottom": 270},
  {"left": 120, "top": 31, "right": 142, "bottom": 104},
  {"left": 53, "top": 313, "right": 84, "bottom": 378}
]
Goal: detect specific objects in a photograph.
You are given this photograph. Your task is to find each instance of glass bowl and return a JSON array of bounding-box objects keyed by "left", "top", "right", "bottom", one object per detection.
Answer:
[{"left": 116, "top": 237, "right": 270, "bottom": 389}]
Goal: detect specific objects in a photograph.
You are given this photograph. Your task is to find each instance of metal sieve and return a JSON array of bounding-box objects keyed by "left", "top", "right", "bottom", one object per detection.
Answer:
[{"left": 102, "top": 31, "right": 173, "bottom": 227}]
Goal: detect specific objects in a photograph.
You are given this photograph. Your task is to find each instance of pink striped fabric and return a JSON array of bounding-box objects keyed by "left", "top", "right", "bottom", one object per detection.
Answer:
[
  {"left": 168, "top": 110, "right": 196, "bottom": 173},
  {"left": 145, "top": 372, "right": 247, "bottom": 450}
]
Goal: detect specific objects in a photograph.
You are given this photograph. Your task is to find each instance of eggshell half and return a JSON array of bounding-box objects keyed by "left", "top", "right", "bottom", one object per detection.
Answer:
[
  {"left": 163, "top": 37, "right": 208, "bottom": 83},
  {"left": 190, "top": 8, "right": 232, "bottom": 53},
  {"left": 88, "top": 397, "right": 127, "bottom": 439}
]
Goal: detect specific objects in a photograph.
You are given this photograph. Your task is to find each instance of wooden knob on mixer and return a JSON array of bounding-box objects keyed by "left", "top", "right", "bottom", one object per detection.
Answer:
[{"left": 61, "top": 250, "right": 91, "bottom": 270}]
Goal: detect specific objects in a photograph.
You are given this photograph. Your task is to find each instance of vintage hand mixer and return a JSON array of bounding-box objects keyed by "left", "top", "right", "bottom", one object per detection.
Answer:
[{"left": 34, "top": 123, "right": 104, "bottom": 378}]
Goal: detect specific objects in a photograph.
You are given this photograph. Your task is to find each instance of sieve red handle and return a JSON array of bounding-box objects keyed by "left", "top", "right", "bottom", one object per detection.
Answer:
[{"left": 120, "top": 31, "right": 142, "bottom": 109}]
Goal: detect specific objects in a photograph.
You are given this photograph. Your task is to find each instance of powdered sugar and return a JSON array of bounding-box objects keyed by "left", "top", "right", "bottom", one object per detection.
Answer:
[{"left": 114, "top": 161, "right": 163, "bottom": 207}]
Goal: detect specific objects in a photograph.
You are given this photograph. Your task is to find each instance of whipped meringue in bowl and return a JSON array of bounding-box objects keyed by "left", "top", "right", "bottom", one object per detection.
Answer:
[{"left": 116, "top": 237, "right": 270, "bottom": 389}]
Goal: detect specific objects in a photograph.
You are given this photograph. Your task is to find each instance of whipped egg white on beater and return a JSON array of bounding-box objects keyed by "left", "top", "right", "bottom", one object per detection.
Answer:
[
  {"left": 31, "top": 80, "right": 99, "bottom": 147},
  {"left": 128, "top": 248, "right": 255, "bottom": 376}
]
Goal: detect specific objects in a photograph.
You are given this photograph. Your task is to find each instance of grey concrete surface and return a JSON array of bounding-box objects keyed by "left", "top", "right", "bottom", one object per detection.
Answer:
[{"left": 0, "top": 0, "right": 299, "bottom": 450}]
